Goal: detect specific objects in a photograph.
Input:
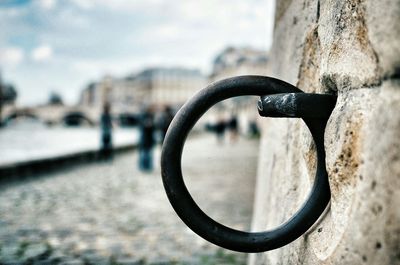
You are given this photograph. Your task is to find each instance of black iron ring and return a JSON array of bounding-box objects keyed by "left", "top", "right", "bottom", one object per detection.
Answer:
[{"left": 161, "top": 75, "right": 335, "bottom": 252}]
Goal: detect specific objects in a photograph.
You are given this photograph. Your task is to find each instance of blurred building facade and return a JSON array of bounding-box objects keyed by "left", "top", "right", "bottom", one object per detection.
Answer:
[
  {"left": 143, "top": 68, "right": 205, "bottom": 106},
  {"left": 80, "top": 67, "right": 206, "bottom": 113},
  {"left": 207, "top": 47, "right": 269, "bottom": 134},
  {"left": 78, "top": 48, "right": 269, "bottom": 130},
  {"left": 210, "top": 46, "right": 269, "bottom": 82}
]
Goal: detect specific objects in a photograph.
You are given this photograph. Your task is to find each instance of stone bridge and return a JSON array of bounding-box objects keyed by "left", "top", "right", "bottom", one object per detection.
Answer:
[{"left": 1, "top": 105, "right": 102, "bottom": 126}]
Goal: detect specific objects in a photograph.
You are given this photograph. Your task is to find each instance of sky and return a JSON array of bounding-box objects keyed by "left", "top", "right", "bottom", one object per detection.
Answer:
[{"left": 0, "top": 0, "right": 275, "bottom": 106}]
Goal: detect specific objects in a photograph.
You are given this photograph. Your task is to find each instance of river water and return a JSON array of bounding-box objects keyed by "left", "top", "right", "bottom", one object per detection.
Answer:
[{"left": 0, "top": 120, "right": 138, "bottom": 166}]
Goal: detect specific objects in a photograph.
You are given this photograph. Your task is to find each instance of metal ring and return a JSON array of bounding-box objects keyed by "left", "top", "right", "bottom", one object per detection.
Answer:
[{"left": 161, "top": 75, "right": 332, "bottom": 252}]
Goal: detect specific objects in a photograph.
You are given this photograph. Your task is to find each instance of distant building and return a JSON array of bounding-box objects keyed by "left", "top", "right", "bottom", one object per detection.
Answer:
[
  {"left": 136, "top": 68, "right": 206, "bottom": 107},
  {"left": 80, "top": 67, "right": 206, "bottom": 113},
  {"left": 207, "top": 47, "right": 269, "bottom": 134},
  {"left": 210, "top": 47, "right": 269, "bottom": 82},
  {"left": 77, "top": 49, "right": 268, "bottom": 131},
  {"left": 80, "top": 82, "right": 97, "bottom": 107},
  {"left": 80, "top": 76, "right": 135, "bottom": 113}
]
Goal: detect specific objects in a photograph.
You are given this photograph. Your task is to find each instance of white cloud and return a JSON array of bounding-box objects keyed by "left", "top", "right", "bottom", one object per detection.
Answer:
[
  {"left": 0, "top": 7, "right": 27, "bottom": 18},
  {"left": 58, "top": 9, "right": 91, "bottom": 28},
  {"left": 69, "top": 0, "right": 94, "bottom": 10},
  {"left": 102, "top": 0, "right": 164, "bottom": 10},
  {"left": 31, "top": 45, "right": 53, "bottom": 62},
  {"left": 70, "top": 59, "right": 137, "bottom": 78},
  {"left": 0, "top": 47, "right": 25, "bottom": 67},
  {"left": 69, "top": 0, "right": 164, "bottom": 10},
  {"left": 39, "top": 0, "right": 56, "bottom": 10},
  {"left": 154, "top": 24, "right": 181, "bottom": 38}
]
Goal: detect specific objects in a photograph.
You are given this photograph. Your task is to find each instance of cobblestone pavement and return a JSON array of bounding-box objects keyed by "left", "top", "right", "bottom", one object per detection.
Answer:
[{"left": 0, "top": 134, "right": 259, "bottom": 265}]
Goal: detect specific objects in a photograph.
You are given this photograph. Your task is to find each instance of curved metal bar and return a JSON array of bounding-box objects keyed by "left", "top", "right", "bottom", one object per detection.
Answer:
[{"left": 161, "top": 75, "right": 334, "bottom": 252}]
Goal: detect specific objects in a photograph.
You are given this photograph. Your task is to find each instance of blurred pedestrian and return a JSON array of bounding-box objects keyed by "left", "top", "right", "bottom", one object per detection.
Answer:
[
  {"left": 158, "top": 105, "right": 174, "bottom": 144},
  {"left": 249, "top": 120, "right": 260, "bottom": 138},
  {"left": 99, "top": 102, "right": 113, "bottom": 160},
  {"left": 138, "top": 106, "right": 156, "bottom": 171},
  {"left": 214, "top": 115, "right": 226, "bottom": 144},
  {"left": 227, "top": 114, "right": 239, "bottom": 142}
]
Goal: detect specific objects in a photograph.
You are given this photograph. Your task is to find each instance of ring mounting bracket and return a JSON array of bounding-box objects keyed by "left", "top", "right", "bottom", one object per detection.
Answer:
[{"left": 161, "top": 75, "right": 336, "bottom": 253}]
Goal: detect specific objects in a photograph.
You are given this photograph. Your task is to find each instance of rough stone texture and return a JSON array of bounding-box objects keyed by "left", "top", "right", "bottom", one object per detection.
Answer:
[{"left": 250, "top": 0, "right": 400, "bottom": 264}]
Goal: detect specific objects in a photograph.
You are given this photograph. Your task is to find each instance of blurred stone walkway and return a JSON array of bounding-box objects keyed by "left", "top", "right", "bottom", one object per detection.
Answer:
[{"left": 0, "top": 134, "right": 259, "bottom": 265}]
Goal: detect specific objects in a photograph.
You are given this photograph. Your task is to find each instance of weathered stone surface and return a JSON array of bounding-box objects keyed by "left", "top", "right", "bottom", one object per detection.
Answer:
[
  {"left": 366, "top": 0, "right": 400, "bottom": 78},
  {"left": 319, "top": 0, "right": 381, "bottom": 90},
  {"left": 250, "top": 0, "right": 400, "bottom": 264}
]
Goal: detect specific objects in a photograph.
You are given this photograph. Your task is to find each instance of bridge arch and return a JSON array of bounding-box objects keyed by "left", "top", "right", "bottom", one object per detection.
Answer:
[
  {"left": 62, "top": 111, "right": 94, "bottom": 126},
  {"left": 3, "top": 111, "right": 41, "bottom": 125}
]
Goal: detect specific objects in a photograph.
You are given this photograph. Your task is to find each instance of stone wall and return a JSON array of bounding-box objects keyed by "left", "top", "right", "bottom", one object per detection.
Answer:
[{"left": 250, "top": 0, "right": 399, "bottom": 264}]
